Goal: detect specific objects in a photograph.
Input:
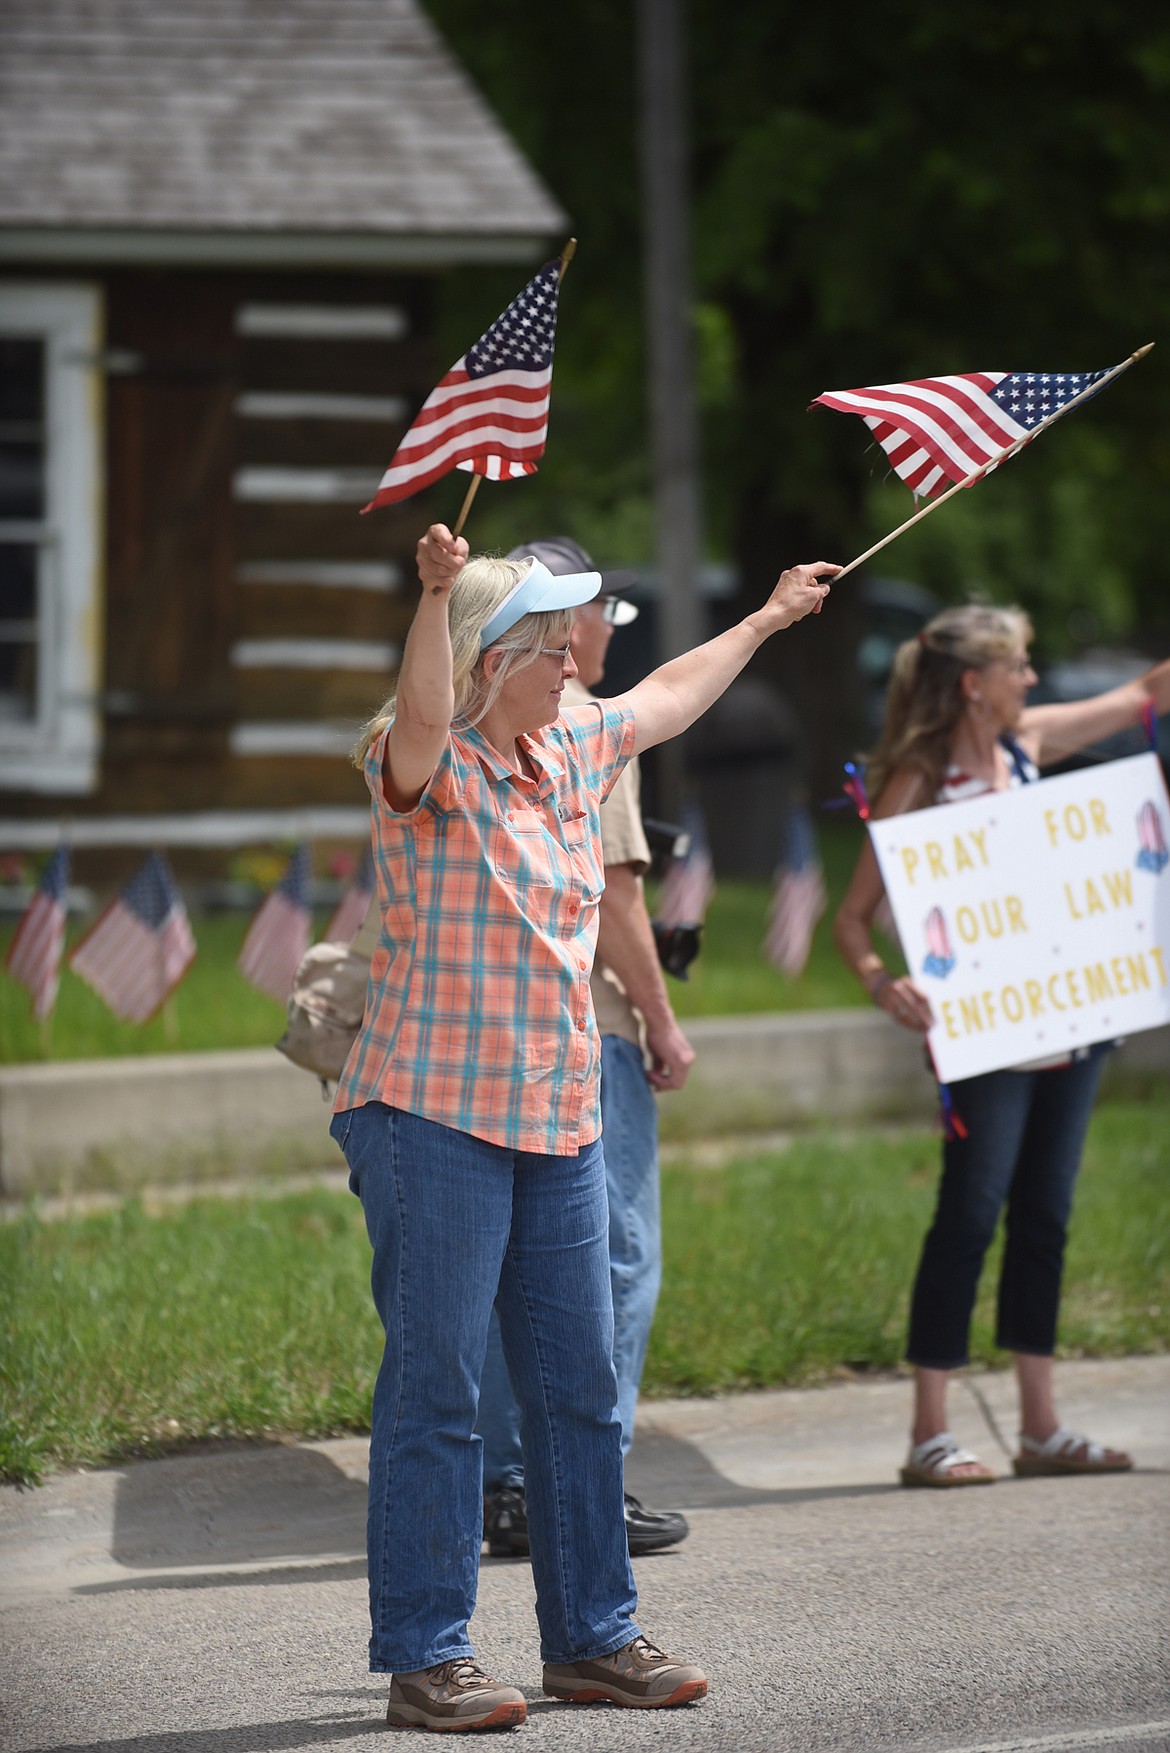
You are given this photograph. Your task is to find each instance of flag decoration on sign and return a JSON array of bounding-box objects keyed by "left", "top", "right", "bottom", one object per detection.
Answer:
[
  {"left": 764, "top": 806, "right": 828, "bottom": 979},
  {"left": 811, "top": 365, "right": 1119, "bottom": 500},
  {"left": 655, "top": 805, "right": 715, "bottom": 929},
  {"left": 362, "top": 259, "right": 562, "bottom": 512},
  {"left": 238, "top": 844, "right": 312, "bottom": 1002},
  {"left": 1136, "top": 799, "right": 1168, "bottom": 875},
  {"left": 922, "top": 905, "right": 957, "bottom": 978},
  {"left": 5, "top": 844, "right": 70, "bottom": 1019},
  {"left": 324, "top": 845, "right": 375, "bottom": 945},
  {"left": 70, "top": 852, "right": 196, "bottom": 1022}
]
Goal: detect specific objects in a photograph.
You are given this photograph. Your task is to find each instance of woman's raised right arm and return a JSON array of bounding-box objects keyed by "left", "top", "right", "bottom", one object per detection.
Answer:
[
  {"left": 382, "top": 524, "right": 468, "bottom": 812},
  {"left": 1020, "top": 657, "right": 1170, "bottom": 769}
]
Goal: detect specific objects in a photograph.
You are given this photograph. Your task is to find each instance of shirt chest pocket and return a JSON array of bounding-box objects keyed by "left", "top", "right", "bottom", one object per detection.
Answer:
[{"left": 492, "top": 806, "right": 557, "bottom": 889}]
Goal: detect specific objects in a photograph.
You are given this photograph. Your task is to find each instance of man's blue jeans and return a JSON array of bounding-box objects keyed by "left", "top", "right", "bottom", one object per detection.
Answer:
[
  {"left": 907, "top": 1049, "right": 1108, "bottom": 1370},
  {"left": 331, "top": 1101, "right": 639, "bottom": 1673},
  {"left": 477, "top": 1034, "right": 661, "bottom": 1488}
]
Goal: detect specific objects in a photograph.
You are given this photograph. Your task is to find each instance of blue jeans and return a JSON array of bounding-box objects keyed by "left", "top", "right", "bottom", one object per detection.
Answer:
[
  {"left": 477, "top": 1034, "right": 661, "bottom": 1488},
  {"left": 331, "top": 1102, "right": 639, "bottom": 1672},
  {"left": 907, "top": 1049, "right": 1108, "bottom": 1369}
]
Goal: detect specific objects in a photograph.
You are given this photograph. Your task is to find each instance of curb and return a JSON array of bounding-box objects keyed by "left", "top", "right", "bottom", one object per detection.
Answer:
[{"left": 1, "top": 1013, "right": 1165, "bottom": 1197}]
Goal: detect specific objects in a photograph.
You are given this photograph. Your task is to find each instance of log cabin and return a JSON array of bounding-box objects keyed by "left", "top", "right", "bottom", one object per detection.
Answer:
[{"left": 0, "top": 0, "right": 564, "bottom": 882}]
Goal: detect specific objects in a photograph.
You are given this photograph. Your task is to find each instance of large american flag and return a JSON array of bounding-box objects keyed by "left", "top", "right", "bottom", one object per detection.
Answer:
[
  {"left": 763, "top": 806, "right": 827, "bottom": 979},
  {"left": 655, "top": 805, "right": 715, "bottom": 930},
  {"left": 238, "top": 844, "right": 312, "bottom": 1002},
  {"left": 362, "top": 260, "right": 562, "bottom": 512},
  {"left": 5, "top": 843, "right": 70, "bottom": 1019},
  {"left": 70, "top": 852, "right": 196, "bottom": 1022},
  {"left": 324, "top": 845, "right": 374, "bottom": 945},
  {"left": 812, "top": 365, "right": 1117, "bottom": 499}
]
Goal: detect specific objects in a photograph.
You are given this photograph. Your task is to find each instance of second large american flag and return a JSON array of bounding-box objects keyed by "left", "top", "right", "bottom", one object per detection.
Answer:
[{"left": 812, "top": 366, "right": 1116, "bottom": 500}]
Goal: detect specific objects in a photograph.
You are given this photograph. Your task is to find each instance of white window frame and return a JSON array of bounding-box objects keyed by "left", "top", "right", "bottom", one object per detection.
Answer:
[{"left": 0, "top": 282, "right": 104, "bottom": 794}]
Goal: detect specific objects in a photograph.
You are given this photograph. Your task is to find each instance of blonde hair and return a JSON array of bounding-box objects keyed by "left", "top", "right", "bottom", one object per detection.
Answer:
[
  {"left": 866, "top": 603, "right": 1034, "bottom": 804},
  {"left": 353, "top": 555, "right": 574, "bottom": 764}
]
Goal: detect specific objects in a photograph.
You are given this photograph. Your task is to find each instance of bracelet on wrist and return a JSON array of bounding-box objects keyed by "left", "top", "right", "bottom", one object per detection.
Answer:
[{"left": 866, "top": 971, "right": 894, "bottom": 1003}]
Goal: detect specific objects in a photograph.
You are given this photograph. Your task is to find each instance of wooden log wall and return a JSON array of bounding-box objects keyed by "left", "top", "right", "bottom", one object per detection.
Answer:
[{"left": 3, "top": 264, "right": 447, "bottom": 844}]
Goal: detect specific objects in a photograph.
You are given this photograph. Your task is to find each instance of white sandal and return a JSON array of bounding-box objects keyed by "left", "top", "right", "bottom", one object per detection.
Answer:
[
  {"left": 900, "top": 1432, "right": 996, "bottom": 1489},
  {"left": 1013, "top": 1426, "right": 1133, "bottom": 1477}
]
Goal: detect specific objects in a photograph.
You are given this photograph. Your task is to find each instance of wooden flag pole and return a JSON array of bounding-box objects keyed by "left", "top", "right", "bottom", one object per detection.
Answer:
[
  {"left": 450, "top": 238, "right": 579, "bottom": 541},
  {"left": 451, "top": 472, "right": 481, "bottom": 540},
  {"left": 831, "top": 342, "right": 1155, "bottom": 582}
]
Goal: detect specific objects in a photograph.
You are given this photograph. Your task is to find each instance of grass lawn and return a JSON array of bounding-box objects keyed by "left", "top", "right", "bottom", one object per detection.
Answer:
[
  {"left": 0, "top": 823, "right": 877, "bottom": 1063},
  {"left": 2, "top": 1090, "right": 1165, "bottom": 1486}
]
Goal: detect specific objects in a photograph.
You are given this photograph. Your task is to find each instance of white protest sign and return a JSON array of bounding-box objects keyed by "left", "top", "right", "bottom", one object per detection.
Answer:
[{"left": 869, "top": 752, "right": 1170, "bottom": 1083}]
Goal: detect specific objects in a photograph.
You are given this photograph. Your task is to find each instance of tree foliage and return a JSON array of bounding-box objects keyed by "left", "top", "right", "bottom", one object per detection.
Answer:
[{"left": 423, "top": 0, "right": 1170, "bottom": 669}]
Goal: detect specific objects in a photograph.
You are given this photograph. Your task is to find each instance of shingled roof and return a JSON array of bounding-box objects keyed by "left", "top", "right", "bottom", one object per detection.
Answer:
[{"left": 0, "top": 0, "right": 565, "bottom": 263}]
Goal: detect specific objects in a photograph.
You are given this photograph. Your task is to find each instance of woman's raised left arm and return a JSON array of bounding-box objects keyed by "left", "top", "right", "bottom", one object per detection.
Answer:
[
  {"left": 619, "top": 561, "right": 839, "bottom": 753},
  {"left": 1020, "top": 658, "right": 1170, "bottom": 768}
]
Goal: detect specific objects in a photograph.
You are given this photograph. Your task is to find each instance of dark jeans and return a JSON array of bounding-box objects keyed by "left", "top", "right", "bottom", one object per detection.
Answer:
[
  {"left": 907, "top": 1050, "right": 1108, "bottom": 1370},
  {"left": 330, "top": 1102, "right": 638, "bottom": 1673}
]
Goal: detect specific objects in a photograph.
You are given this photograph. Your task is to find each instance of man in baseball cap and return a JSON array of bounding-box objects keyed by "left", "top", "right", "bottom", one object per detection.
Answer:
[
  {"left": 476, "top": 537, "right": 693, "bottom": 1560},
  {"left": 508, "top": 536, "right": 640, "bottom": 627}
]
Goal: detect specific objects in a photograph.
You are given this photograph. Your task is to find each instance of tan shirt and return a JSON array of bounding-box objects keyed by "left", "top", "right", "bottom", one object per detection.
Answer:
[{"left": 563, "top": 677, "right": 649, "bottom": 1046}]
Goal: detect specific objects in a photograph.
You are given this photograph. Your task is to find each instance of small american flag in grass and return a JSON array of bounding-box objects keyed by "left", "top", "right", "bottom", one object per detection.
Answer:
[
  {"left": 70, "top": 852, "right": 196, "bottom": 1022},
  {"left": 763, "top": 805, "right": 827, "bottom": 979},
  {"left": 362, "top": 259, "right": 561, "bottom": 511},
  {"left": 5, "top": 843, "right": 69, "bottom": 1019},
  {"left": 238, "top": 844, "right": 312, "bottom": 1002},
  {"left": 324, "top": 845, "right": 375, "bottom": 945},
  {"left": 655, "top": 805, "right": 715, "bottom": 930}
]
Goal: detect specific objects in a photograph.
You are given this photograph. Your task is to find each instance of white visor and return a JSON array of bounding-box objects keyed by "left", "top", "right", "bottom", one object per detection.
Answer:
[{"left": 479, "top": 559, "right": 601, "bottom": 649}]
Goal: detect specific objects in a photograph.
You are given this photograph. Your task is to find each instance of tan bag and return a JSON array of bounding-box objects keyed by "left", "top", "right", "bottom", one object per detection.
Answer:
[{"left": 276, "top": 897, "right": 377, "bottom": 1085}]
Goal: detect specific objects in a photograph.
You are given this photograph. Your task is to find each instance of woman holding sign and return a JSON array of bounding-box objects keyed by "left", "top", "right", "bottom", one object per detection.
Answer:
[{"left": 834, "top": 604, "right": 1169, "bottom": 1488}]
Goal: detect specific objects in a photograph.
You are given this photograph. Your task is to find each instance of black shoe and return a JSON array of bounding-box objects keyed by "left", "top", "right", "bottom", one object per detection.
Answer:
[
  {"left": 624, "top": 1492, "right": 689, "bottom": 1555},
  {"left": 484, "top": 1484, "right": 689, "bottom": 1559},
  {"left": 484, "top": 1484, "right": 530, "bottom": 1557}
]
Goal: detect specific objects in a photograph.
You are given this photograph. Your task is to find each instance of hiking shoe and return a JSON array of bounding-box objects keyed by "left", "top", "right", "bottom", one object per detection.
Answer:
[
  {"left": 386, "top": 1658, "right": 526, "bottom": 1731},
  {"left": 542, "top": 1635, "right": 707, "bottom": 1709},
  {"left": 484, "top": 1485, "right": 530, "bottom": 1557},
  {"left": 623, "top": 1492, "right": 689, "bottom": 1555}
]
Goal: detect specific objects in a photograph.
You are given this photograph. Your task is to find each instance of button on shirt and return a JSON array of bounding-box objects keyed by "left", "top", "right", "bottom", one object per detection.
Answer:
[
  {"left": 562, "top": 676, "right": 651, "bottom": 1048},
  {"left": 334, "top": 699, "right": 636, "bottom": 1154}
]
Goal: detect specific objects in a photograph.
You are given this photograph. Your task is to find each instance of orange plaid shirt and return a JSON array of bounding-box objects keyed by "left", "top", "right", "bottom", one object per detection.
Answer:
[{"left": 334, "top": 700, "right": 636, "bottom": 1154}]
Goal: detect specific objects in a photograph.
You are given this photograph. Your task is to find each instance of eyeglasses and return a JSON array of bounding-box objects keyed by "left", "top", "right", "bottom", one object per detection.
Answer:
[{"left": 539, "top": 643, "right": 573, "bottom": 661}]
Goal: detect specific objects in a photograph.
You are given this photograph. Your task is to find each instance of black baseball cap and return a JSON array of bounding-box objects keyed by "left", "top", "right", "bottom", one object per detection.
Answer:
[{"left": 505, "top": 537, "right": 639, "bottom": 626}]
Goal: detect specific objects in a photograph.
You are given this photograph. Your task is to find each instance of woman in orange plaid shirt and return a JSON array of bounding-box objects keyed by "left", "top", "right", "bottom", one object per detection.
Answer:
[{"left": 330, "top": 522, "right": 836, "bottom": 1731}]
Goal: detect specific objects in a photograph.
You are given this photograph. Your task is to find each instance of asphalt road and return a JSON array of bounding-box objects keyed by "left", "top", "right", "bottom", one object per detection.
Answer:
[{"left": 2, "top": 1358, "right": 1167, "bottom": 1753}]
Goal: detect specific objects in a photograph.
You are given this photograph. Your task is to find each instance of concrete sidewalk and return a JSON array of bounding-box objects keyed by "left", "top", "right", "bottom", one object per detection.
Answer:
[{"left": 2, "top": 1357, "right": 1167, "bottom": 1753}]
